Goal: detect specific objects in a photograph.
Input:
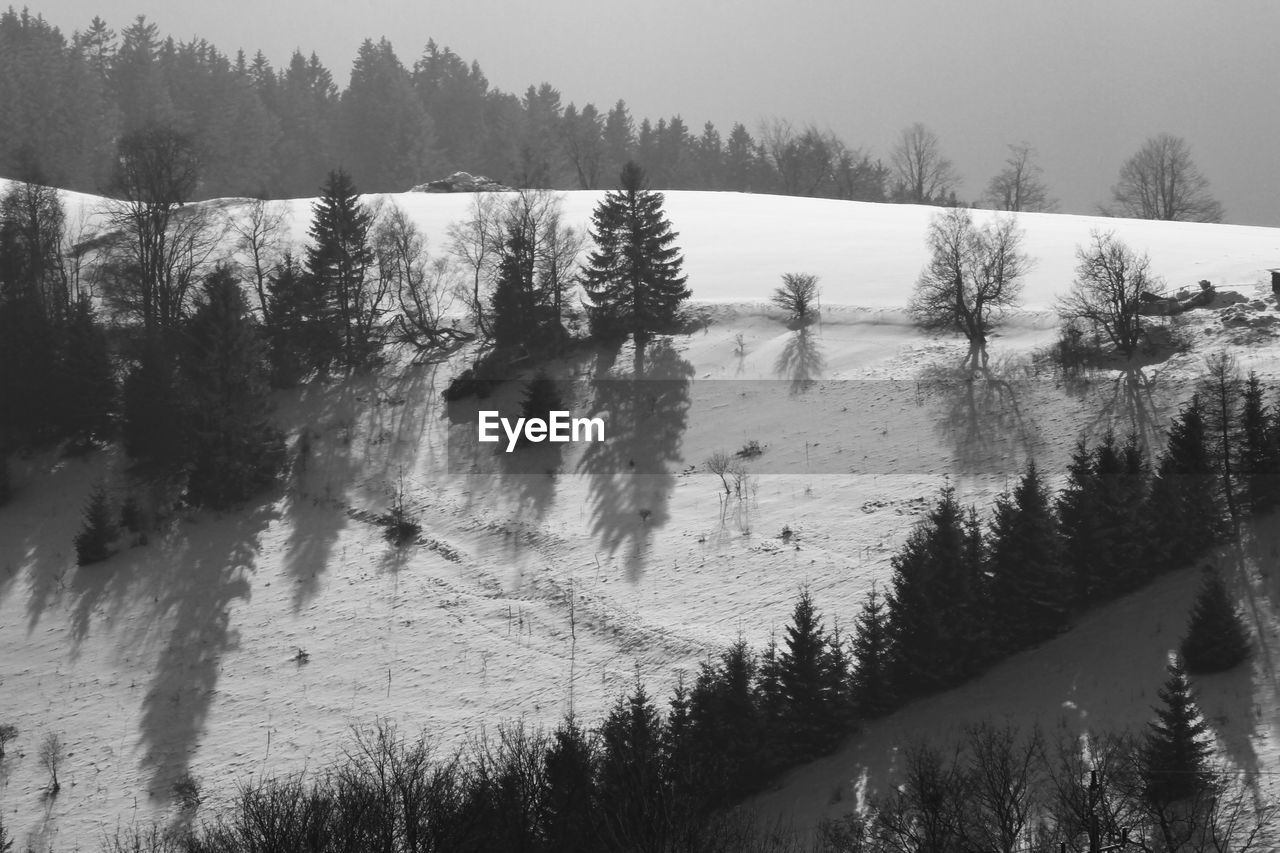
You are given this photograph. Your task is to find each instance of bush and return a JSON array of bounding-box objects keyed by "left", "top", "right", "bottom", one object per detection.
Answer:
[
  {"left": 75, "top": 483, "right": 118, "bottom": 566},
  {"left": 735, "top": 439, "right": 764, "bottom": 459},
  {"left": 0, "top": 723, "right": 16, "bottom": 757}
]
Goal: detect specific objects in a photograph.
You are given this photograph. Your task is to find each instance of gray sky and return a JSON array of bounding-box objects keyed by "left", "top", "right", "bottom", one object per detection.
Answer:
[{"left": 29, "top": 0, "right": 1280, "bottom": 226}]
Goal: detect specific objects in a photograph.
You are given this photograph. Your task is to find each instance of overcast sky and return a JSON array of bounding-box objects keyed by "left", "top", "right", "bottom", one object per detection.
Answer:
[{"left": 27, "top": 0, "right": 1280, "bottom": 227}]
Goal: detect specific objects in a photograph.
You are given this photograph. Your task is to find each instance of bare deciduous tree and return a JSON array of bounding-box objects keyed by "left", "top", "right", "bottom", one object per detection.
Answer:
[
  {"left": 1108, "top": 133, "right": 1224, "bottom": 223},
  {"left": 1057, "top": 231, "right": 1164, "bottom": 359},
  {"left": 374, "top": 200, "right": 473, "bottom": 357},
  {"left": 771, "top": 273, "right": 820, "bottom": 327},
  {"left": 231, "top": 198, "right": 289, "bottom": 322},
  {"left": 101, "top": 125, "right": 225, "bottom": 337},
  {"left": 890, "top": 122, "right": 960, "bottom": 204},
  {"left": 908, "top": 208, "right": 1030, "bottom": 367},
  {"left": 40, "top": 731, "right": 64, "bottom": 793},
  {"left": 447, "top": 192, "right": 505, "bottom": 337},
  {"left": 985, "top": 143, "right": 1056, "bottom": 213}
]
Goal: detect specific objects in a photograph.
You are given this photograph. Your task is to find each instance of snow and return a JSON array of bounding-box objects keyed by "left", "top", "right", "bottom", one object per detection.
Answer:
[{"left": 2, "top": 186, "right": 1280, "bottom": 848}]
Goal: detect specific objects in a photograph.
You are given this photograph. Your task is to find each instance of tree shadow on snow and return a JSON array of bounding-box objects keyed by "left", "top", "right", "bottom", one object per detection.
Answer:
[
  {"left": 773, "top": 326, "right": 826, "bottom": 396},
  {"left": 122, "top": 500, "right": 275, "bottom": 804},
  {"left": 1069, "top": 365, "right": 1174, "bottom": 457},
  {"left": 918, "top": 349, "right": 1043, "bottom": 475},
  {"left": 9, "top": 449, "right": 122, "bottom": 631},
  {"left": 275, "top": 369, "right": 420, "bottom": 613},
  {"left": 575, "top": 339, "right": 692, "bottom": 581}
]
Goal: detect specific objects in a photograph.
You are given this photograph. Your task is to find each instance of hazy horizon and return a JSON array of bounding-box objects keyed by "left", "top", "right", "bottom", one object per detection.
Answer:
[{"left": 21, "top": 0, "right": 1280, "bottom": 228}]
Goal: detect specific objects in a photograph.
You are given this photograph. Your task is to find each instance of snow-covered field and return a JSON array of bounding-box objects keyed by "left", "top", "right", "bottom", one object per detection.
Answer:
[{"left": 3, "top": 187, "right": 1280, "bottom": 849}]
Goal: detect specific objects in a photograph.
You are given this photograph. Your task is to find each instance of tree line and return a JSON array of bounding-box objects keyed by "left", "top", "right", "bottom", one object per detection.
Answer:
[{"left": 0, "top": 9, "right": 1225, "bottom": 220}]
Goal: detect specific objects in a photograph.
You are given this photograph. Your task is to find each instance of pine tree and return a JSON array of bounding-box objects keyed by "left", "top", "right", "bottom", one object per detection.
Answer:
[
  {"left": 489, "top": 223, "right": 543, "bottom": 352},
  {"left": 987, "top": 462, "right": 1069, "bottom": 651},
  {"left": 850, "top": 583, "right": 894, "bottom": 717},
  {"left": 1240, "top": 372, "right": 1280, "bottom": 514},
  {"left": 689, "top": 639, "right": 764, "bottom": 802},
  {"left": 181, "top": 266, "right": 284, "bottom": 509},
  {"left": 541, "top": 714, "right": 597, "bottom": 853},
  {"left": 581, "top": 161, "right": 689, "bottom": 371},
  {"left": 777, "top": 588, "right": 835, "bottom": 757},
  {"left": 264, "top": 251, "right": 333, "bottom": 384},
  {"left": 1180, "top": 566, "right": 1250, "bottom": 673},
  {"left": 305, "top": 169, "right": 381, "bottom": 366},
  {"left": 1147, "top": 396, "right": 1222, "bottom": 573},
  {"left": 74, "top": 482, "right": 117, "bottom": 565},
  {"left": 521, "top": 372, "right": 563, "bottom": 424},
  {"left": 596, "top": 679, "right": 667, "bottom": 850},
  {"left": 121, "top": 339, "right": 187, "bottom": 469},
  {"left": 886, "top": 486, "right": 985, "bottom": 698},
  {"left": 1141, "top": 657, "right": 1215, "bottom": 805},
  {"left": 0, "top": 456, "right": 11, "bottom": 506},
  {"left": 54, "top": 295, "right": 116, "bottom": 448}
]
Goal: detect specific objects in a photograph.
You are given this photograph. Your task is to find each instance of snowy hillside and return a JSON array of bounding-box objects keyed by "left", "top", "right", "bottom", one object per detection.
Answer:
[{"left": 3, "top": 187, "right": 1280, "bottom": 849}]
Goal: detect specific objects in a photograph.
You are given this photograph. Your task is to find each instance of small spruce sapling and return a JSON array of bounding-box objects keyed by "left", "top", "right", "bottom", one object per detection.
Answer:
[
  {"left": 1180, "top": 565, "right": 1250, "bottom": 673},
  {"left": 74, "top": 483, "right": 118, "bottom": 566},
  {"left": 517, "top": 372, "right": 564, "bottom": 448}
]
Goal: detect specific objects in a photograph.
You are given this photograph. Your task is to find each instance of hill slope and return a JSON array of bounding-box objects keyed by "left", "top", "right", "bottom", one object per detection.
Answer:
[{"left": 2, "top": 187, "right": 1280, "bottom": 848}]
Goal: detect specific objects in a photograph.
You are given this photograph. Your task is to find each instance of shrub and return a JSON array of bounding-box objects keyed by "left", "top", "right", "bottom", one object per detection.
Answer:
[
  {"left": 0, "top": 723, "right": 16, "bottom": 757},
  {"left": 172, "top": 772, "right": 203, "bottom": 810},
  {"left": 735, "top": 439, "right": 764, "bottom": 459}
]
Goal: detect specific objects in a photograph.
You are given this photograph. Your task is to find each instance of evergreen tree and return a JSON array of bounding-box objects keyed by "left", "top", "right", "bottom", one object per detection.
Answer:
[
  {"left": 305, "top": 169, "right": 381, "bottom": 367},
  {"left": 1141, "top": 657, "right": 1214, "bottom": 805},
  {"left": 986, "top": 461, "right": 1069, "bottom": 653},
  {"left": 0, "top": 455, "right": 11, "bottom": 506},
  {"left": 264, "top": 251, "right": 333, "bottom": 384},
  {"left": 1180, "top": 566, "right": 1250, "bottom": 674},
  {"left": 1147, "top": 396, "right": 1222, "bottom": 573},
  {"left": 489, "top": 223, "right": 542, "bottom": 352},
  {"left": 541, "top": 714, "right": 597, "bottom": 853},
  {"left": 581, "top": 161, "right": 689, "bottom": 371},
  {"left": 54, "top": 295, "right": 116, "bottom": 448},
  {"left": 74, "top": 482, "right": 117, "bottom": 565},
  {"left": 688, "top": 639, "right": 764, "bottom": 802},
  {"left": 777, "top": 588, "right": 837, "bottom": 757},
  {"left": 886, "top": 486, "right": 986, "bottom": 698},
  {"left": 1057, "top": 438, "right": 1103, "bottom": 605},
  {"left": 1239, "top": 372, "right": 1280, "bottom": 514},
  {"left": 121, "top": 339, "right": 187, "bottom": 469},
  {"left": 596, "top": 680, "right": 667, "bottom": 851},
  {"left": 516, "top": 372, "right": 564, "bottom": 448},
  {"left": 850, "top": 583, "right": 894, "bottom": 717},
  {"left": 181, "top": 265, "right": 284, "bottom": 508}
]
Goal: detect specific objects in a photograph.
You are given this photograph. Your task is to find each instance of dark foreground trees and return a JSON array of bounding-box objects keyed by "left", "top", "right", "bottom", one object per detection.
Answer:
[{"left": 581, "top": 161, "right": 689, "bottom": 370}]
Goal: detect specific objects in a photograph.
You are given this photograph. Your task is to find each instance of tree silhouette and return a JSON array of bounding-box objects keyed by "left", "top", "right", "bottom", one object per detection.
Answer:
[{"left": 1180, "top": 566, "right": 1250, "bottom": 674}]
